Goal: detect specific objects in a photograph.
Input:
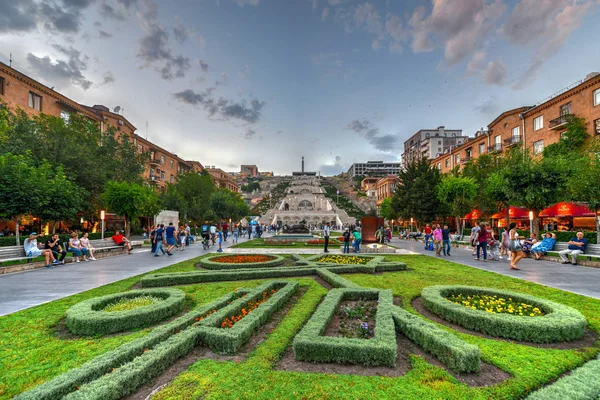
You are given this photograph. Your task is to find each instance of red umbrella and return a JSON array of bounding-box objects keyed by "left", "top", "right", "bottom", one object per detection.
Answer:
[
  {"left": 491, "top": 207, "right": 529, "bottom": 219},
  {"left": 539, "top": 202, "right": 595, "bottom": 218},
  {"left": 463, "top": 209, "right": 482, "bottom": 220}
]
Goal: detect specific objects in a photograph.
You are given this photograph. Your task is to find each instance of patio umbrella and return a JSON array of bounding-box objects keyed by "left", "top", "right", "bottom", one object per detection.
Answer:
[
  {"left": 539, "top": 202, "right": 595, "bottom": 218},
  {"left": 491, "top": 207, "right": 529, "bottom": 219}
]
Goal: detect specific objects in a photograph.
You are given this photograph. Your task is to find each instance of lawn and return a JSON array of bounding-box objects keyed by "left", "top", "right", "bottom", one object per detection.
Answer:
[
  {"left": 1, "top": 254, "right": 599, "bottom": 399},
  {"left": 231, "top": 238, "right": 342, "bottom": 249}
]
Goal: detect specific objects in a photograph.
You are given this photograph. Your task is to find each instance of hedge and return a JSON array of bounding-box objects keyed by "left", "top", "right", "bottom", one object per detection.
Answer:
[
  {"left": 293, "top": 289, "right": 397, "bottom": 367},
  {"left": 0, "top": 232, "right": 116, "bottom": 248},
  {"left": 198, "top": 280, "right": 298, "bottom": 354},
  {"left": 525, "top": 355, "right": 600, "bottom": 400},
  {"left": 16, "top": 290, "right": 247, "bottom": 400},
  {"left": 198, "top": 254, "right": 285, "bottom": 270},
  {"left": 65, "top": 288, "right": 185, "bottom": 336},
  {"left": 391, "top": 306, "right": 481, "bottom": 373},
  {"left": 304, "top": 254, "right": 378, "bottom": 265},
  {"left": 140, "top": 265, "right": 378, "bottom": 287},
  {"left": 421, "top": 285, "right": 587, "bottom": 343},
  {"left": 316, "top": 269, "right": 361, "bottom": 288}
]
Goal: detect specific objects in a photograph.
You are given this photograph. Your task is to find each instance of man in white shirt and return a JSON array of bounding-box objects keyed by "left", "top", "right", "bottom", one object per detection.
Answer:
[
  {"left": 24, "top": 232, "right": 59, "bottom": 269},
  {"left": 323, "top": 222, "right": 330, "bottom": 253}
]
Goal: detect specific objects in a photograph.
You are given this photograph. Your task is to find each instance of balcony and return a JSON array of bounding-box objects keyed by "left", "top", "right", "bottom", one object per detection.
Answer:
[
  {"left": 149, "top": 158, "right": 160, "bottom": 167},
  {"left": 549, "top": 114, "right": 570, "bottom": 130},
  {"left": 461, "top": 155, "right": 472, "bottom": 163},
  {"left": 489, "top": 143, "right": 502, "bottom": 153},
  {"left": 149, "top": 176, "right": 159, "bottom": 184},
  {"left": 504, "top": 136, "right": 522, "bottom": 147}
]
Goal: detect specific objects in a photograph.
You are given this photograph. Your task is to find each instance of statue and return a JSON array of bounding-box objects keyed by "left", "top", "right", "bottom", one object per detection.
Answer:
[{"left": 282, "top": 221, "right": 309, "bottom": 234}]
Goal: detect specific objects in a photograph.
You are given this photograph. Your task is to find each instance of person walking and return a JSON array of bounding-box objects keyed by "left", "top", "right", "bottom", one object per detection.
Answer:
[
  {"left": 342, "top": 228, "right": 351, "bottom": 254},
  {"left": 441, "top": 224, "right": 451, "bottom": 256},
  {"left": 184, "top": 223, "right": 191, "bottom": 246},
  {"left": 165, "top": 222, "right": 177, "bottom": 255},
  {"left": 233, "top": 227, "right": 239, "bottom": 243},
  {"left": 470, "top": 222, "right": 481, "bottom": 256},
  {"left": 154, "top": 224, "right": 166, "bottom": 257},
  {"left": 323, "top": 222, "right": 330, "bottom": 253},
  {"left": 500, "top": 227, "right": 510, "bottom": 260},
  {"left": 217, "top": 229, "right": 224, "bottom": 252},
  {"left": 178, "top": 226, "right": 186, "bottom": 251},
  {"left": 433, "top": 224, "right": 443, "bottom": 256},
  {"left": 474, "top": 223, "right": 489, "bottom": 262},
  {"left": 508, "top": 222, "right": 525, "bottom": 270},
  {"left": 150, "top": 225, "right": 157, "bottom": 255},
  {"left": 423, "top": 224, "right": 433, "bottom": 250},
  {"left": 352, "top": 228, "right": 362, "bottom": 253}
]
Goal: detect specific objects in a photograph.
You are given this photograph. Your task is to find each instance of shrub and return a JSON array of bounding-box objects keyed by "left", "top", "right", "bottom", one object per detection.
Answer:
[
  {"left": 293, "top": 289, "right": 396, "bottom": 367},
  {"left": 391, "top": 306, "right": 480, "bottom": 373},
  {"left": 65, "top": 288, "right": 186, "bottom": 336},
  {"left": 316, "top": 269, "right": 361, "bottom": 288},
  {"left": 525, "top": 355, "right": 600, "bottom": 400},
  {"left": 421, "top": 285, "right": 587, "bottom": 343},
  {"left": 199, "top": 254, "right": 284, "bottom": 270}
]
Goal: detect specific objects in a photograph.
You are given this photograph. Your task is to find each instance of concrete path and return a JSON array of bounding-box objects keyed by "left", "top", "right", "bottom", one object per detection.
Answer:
[
  {"left": 222, "top": 246, "right": 418, "bottom": 255},
  {"left": 0, "top": 235, "right": 252, "bottom": 317},
  {"left": 388, "top": 237, "right": 600, "bottom": 300}
]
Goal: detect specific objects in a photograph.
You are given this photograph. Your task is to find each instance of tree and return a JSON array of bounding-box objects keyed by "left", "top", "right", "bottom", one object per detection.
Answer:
[
  {"left": 176, "top": 172, "right": 215, "bottom": 224},
  {"left": 570, "top": 138, "right": 600, "bottom": 242},
  {"left": 461, "top": 153, "right": 506, "bottom": 216},
  {"left": 159, "top": 184, "right": 188, "bottom": 219},
  {"left": 37, "top": 165, "right": 85, "bottom": 233},
  {"left": 437, "top": 175, "right": 477, "bottom": 235},
  {"left": 543, "top": 116, "right": 589, "bottom": 158},
  {"left": 209, "top": 189, "right": 250, "bottom": 223},
  {"left": 391, "top": 157, "right": 444, "bottom": 226},
  {"left": 378, "top": 197, "right": 397, "bottom": 221},
  {"left": 102, "top": 181, "right": 160, "bottom": 237}
]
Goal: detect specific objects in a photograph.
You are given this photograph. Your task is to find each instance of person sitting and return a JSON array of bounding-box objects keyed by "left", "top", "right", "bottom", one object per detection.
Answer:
[
  {"left": 521, "top": 232, "right": 538, "bottom": 258},
  {"left": 559, "top": 231, "right": 588, "bottom": 265},
  {"left": 68, "top": 232, "right": 89, "bottom": 263},
  {"left": 111, "top": 230, "right": 132, "bottom": 254},
  {"left": 24, "top": 232, "right": 59, "bottom": 268},
  {"left": 531, "top": 232, "right": 556, "bottom": 260},
  {"left": 45, "top": 233, "right": 67, "bottom": 264},
  {"left": 79, "top": 232, "right": 97, "bottom": 260}
]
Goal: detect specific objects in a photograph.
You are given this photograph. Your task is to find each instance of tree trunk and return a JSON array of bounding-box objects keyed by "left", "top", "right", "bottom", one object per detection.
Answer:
[
  {"left": 52, "top": 222, "right": 56, "bottom": 234},
  {"left": 532, "top": 210, "right": 540, "bottom": 237},
  {"left": 596, "top": 215, "right": 600, "bottom": 245},
  {"left": 15, "top": 219, "right": 20, "bottom": 246},
  {"left": 505, "top": 207, "right": 510, "bottom": 230},
  {"left": 125, "top": 218, "right": 131, "bottom": 238},
  {"left": 455, "top": 216, "right": 461, "bottom": 236}
]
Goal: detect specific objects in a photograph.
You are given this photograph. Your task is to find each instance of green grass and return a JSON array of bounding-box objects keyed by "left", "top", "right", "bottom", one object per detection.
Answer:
[
  {"left": 102, "top": 295, "right": 160, "bottom": 312},
  {"left": 2, "top": 254, "right": 600, "bottom": 399}
]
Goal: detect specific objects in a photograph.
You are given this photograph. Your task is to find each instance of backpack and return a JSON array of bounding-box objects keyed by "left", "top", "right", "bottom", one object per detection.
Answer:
[{"left": 201, "top": 225, "right": 208, "bottom": 233}]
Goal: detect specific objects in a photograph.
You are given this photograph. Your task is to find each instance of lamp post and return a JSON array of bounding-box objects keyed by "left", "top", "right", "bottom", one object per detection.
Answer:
[
  {"left": 336, "top": 189, "right": 339, "bottom": 205},
  {"left": 529, "top": 211, "right": 534, "bottom": 234},
  {"left": 269, "top": 193, "right": 272, "bottom": 208},
  {"left": 410, "top": 217, "right": 414, "bottom": 232},
  {"left": 100, "top": 210, "right": 106, "bottom": 240}
]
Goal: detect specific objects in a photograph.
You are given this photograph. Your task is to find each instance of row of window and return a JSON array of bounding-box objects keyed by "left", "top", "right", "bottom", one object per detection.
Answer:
[{"left": 150, "top": 169, "right": 176, "bottom": 183}]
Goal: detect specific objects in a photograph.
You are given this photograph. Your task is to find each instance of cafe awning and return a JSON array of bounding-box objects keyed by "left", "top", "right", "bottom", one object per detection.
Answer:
[
  {"left": 539, "top": 202, "right": 595, "bottom": 218},
  {"left": 463, "top": 209, "right": 482, "bottom": 220},
  {"left": 491, "top": 206, "right": 529, "bottom": 220}
]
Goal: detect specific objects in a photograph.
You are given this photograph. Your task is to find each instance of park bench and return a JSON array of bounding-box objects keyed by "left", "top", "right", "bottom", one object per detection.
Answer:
[
  {"left": 63, "top": 239, "right": 144, "bottom": 258},
  {"left": 0, "top": 246, "right": 35, "bottom": 264},
  {"left": 543, "top": 242, "right": 600, "bottom": 264}
]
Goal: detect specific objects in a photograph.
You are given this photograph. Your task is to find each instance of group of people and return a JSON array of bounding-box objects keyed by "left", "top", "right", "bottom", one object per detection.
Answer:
[
  {"left": 341, "top": 226, "right": 362, "bottom": 254},
  {"left": 150, "top": 223, "right": 190, "bottom": 257}
]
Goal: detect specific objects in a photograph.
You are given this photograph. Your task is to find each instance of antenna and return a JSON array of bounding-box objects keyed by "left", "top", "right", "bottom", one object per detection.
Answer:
[
  {"left": 113, "top": 106, "right": 121, "bottom": 114},
  {"left": 9, "top": 53, "right": 12, "bottom": 67}
]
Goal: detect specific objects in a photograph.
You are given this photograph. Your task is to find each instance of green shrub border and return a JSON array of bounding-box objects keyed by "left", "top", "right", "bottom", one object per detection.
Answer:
[
  {"left": 421, "top": 285, "right": 587, "bottom": 343},
  {"left": 293, "top": 288, "right": 397, "bottom": 367},
  {"left": 304, "top": 254, "right": 378, "bottom": 265},
  {"left": 198, "top": 254, "right": 285, "bottom": 270},
  {"left": 391, "top": 306, "right": 481, "bottom": 373},
  {"left": 316, "top": 269, "right": 361, "bottom": 288},
  {"left": 65, "top": 288, "right": 186, "bottom": 336},
  {"left": 525, "top": 355, "right": 600, "bottom": 400},
  {"left": 16, "top": 290, "right": 248, "bottom": 400}
]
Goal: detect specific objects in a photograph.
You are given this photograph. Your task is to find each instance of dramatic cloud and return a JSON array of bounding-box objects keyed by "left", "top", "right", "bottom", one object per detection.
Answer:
[
  {"left": 99, "top": 2, "right": 127, "bottom": 20},
  {"left": 27, "top": 53, "right": 92, "bottom": 90},
  {"left": 173, "top": 89, "right": 266, "bottom": 124},
  {"left": 482, "top": 59, "right": 506, "bottom": 85},
  {"left": 501, "top": 0, "right": 594, "bottom": 88},
  {"left": 198, "top": 59, "right": 209, "bottom": 73},
  {"left": 173, "top": 16, "right": 192, "bottom": 43},
  {"left": 0, "top": 0, "right": 94, "bottom": 34},
  {"left": 320, "top": 155, "right": 345, "bottom": 176},
  {"left": 102, "top": 71, "right": 115, "bottom": 84},
  {"left": 345, "top": 118, "right": 398, "bottom": 153}
]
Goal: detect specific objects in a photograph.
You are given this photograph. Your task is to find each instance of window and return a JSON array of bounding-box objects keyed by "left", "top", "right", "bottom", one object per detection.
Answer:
[
  {"left": 438, "top": 141, "right": 441, "bottom": 145},
  {"left": 512, "top": 126, "right": 520, "bottom": 138},
  {"left": 595, "top": 119, "right": 600, "bottom": 135},
  {"left": 466, "top": 149, "right": 472, "bottom": 159},
  {"left": 494, "top": 135, "right": 501, "bottom": 145},
  {"left": 28, "top": 92, "right": 42, "bottom": 111},
  {"left": 436, "top": 163, "right": 441, "bottom": 170},
  {"left": 445, "top": 159, "right": 449, "bottom": 167},
  {"left": 0, "top": 77, "right": 4, "bottom": 95},
  {"left": 60, "top": 110, "right": 70, "bottom": 124},
  {"left": 160, "top": 156, "right": 165, "bottom": 164},
  {"left": 161, "top": 171, "right": 165, "bottom": 180},
  {"left": 594, "top": 88, "right": 600, "bottom": 107},
  {"left": 170, "top": 174, "right": 174, "bottom": 183},
  {"left": 560, "top": 102, "right": 572, "bottom": 116},
  {"left": 479, "top": 143, "right": 485, "bottom": 154},
  {"left": 533, "top": 140, "right": 544, "bottom": 155},
  {"left": 455, "top": 154, "right": 460, "bottom": 163},
  {"left": 437, "top": 147, "right": 441, "bottom": 152},
  {"left": 533, "top": 115, "right": 543, "bottom": 131}
]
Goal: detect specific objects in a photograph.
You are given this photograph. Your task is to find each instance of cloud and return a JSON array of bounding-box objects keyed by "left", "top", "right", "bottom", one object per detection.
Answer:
[
  {"left": 198, "top": 35, "right": 206, "bottom": 48},
  {"left": 310, "top": 52, "right": 355, "bottom": 79},
  {"left": 474, "top": 96, "right": 499, "bottom": 115},
  {"left": 482, "top": 59, "right": 506, "bottom": 85},
  {"left": 173, "top": 16, "right": 192, "bottom": 44},
  {"left": 173, "top": 89, "right": 266, "bottom": 124},
  {"left": 27, "top": 52, "right": 92, "bottom": 90},
  {"left": 345, "top": 118, "right": 398, "bottom": 153},
  {"left": 320, "top": 155, "right": 345, "bottom": 176},
  {"left": 99, "top": 2, "right": 127, "bottom": 20},
  {"left": 102, "top": 71, "right": 115, "bottom": 84},
  {"left": 198, "top": 59, "right": 209, "bottom": 73},
  {"left": 99, "top": 30, "right": 113, "bottom": 38},
  {"left": 216, "top": 72, "right": 228, "bottom": 85},
  {"left": 236, "top": 0, "right": 259, "bottom": 6},
  {"left": 321, "top": 7, "right": 330, "bottom": 21},
  {"left": 244, "top": 129, "right": 256, "bottom": 139},
  {"left": 0, "top": 0, "right": 94, "bottom": 34},
  {"left": 502, "top": 0, "right": 594, "bottom": 88},
  {"left": 138, "top": 20, "right": 192, "bottom": 80},
  {"left": 467, "top": 50, "right": 486, "bottom": 75}
]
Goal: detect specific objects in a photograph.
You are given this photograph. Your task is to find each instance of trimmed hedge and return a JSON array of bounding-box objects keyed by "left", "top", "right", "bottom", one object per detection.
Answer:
[
  {"left": 304, "top": 254, "right": 379, "bottom": 265},
  {"left": 525, "top": 355, "right": 600, "bottom": 400},
  {"left": 0, "top": 232, "right": 116, "bottom": 248},
  {"left": 199, "top": 254, "right": 285, "bottom": 270},
  {"left": 198, "top": 280, "right": 298, "bottom": 354},
  {"left": 391, "top": 306, "right": 481, "bottom": 373},
  {"left": 316, "top": 269, "right": 361, "bottom": 288},
  {"left": 65, "top": 288, "right": 186, "bottom": 336},
  {"left": 16, "top": 290, "right": 247, "bottom": 400},
  {"left": 421, "top": 285, "right": 587, "bottom": 343},
  {"left": 140, "top": 265, "right": 378, "bottom": 287},
  {"left": 293, "top": 289, "right": 397, "bottom": 367}
]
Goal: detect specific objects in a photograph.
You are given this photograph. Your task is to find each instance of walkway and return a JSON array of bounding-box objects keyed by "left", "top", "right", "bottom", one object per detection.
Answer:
[
  {"left": 388, "top": 237, "right": 600, "bottom": 300},
  {"left": 0, "top": 235, "right": 251, "bottom": 317}
]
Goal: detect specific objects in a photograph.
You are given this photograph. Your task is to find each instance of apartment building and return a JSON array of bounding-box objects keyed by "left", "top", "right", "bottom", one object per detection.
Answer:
[
  {"left": 206, "top": 167, "right": 240, "bottom": 192},
  {"left": 431, "top": 72, "right": 600, "bottom": 173},
  {"left": 241, "top": 165, "right": 259, "bottom": 179},
  {"left": 376, "top": 175, "right": 398, "bottom": 206},
  {"left": 360, "top": 177, "right": 379, "bottom": 197},
  {"left": 402, "top": 126, "right": 466, "bottom": 167},
  {"left": 346, "top": 161, "right": 401, "bottom": 178}
]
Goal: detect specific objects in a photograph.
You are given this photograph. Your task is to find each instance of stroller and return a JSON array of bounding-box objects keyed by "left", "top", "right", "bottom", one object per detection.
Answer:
[{"left": 488, "top": 239, "right": 500, "bottom": 261}]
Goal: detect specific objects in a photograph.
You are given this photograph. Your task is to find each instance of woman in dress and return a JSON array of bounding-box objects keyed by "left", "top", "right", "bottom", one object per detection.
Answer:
[
  {"left": 79, "top": 232, "right": 96, "bottom": 260},
  {"left": 508, "top": 222, "right": 525, "bottom": 270}
]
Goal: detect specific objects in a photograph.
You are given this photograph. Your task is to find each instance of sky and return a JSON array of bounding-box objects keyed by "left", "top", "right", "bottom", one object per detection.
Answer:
[{"left": 1, "top": 0, "right": 599, "bottom": 176}]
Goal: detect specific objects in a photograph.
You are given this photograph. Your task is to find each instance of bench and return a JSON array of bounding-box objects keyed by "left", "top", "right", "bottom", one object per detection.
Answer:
[
  {"left": 63, "top": 239, "right": 143, "bottom": 258},
  {"left": 0, "top": 246, "right": 37, "bottom": 264},
  {"left": 544, "top": 242, "right": 600, "bottom": 264}
]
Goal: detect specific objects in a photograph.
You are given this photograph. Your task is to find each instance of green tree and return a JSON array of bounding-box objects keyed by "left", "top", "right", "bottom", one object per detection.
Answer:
[
  {"left": 570, "top": 138, "right": 600, "bottom": 242},
  {"left": 159, "top": 184, "right": 188, "bottom": 219},
  {"left": 209, "top": 189, "right": 250, "bottom": 222},
  {"left": 176, "top": 172, "right": 215, "bottom": 224},
  {"left": 102, "top": 181, "right": 160, "bottom": 237},
  {"left": 543, "top": 116, "right": 589, "bottom": 158},
  {"left": 461, "top": 153, "right": 506, "bottom": 216},
  {"left": 37, "top": 165, "right": 85, "bottom": 233},
  {"left": 378, "top": 197, "right": 397, "bottom": 221},
  {"left": 437, "top": 175, "right": 477, "bottom": 235}
]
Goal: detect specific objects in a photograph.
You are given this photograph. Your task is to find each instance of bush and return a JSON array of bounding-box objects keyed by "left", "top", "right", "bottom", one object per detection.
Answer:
[
  {"left": 316, "top": 269, "right": 361, "bottom": 288},
  {"left": 525, "top": 355, "right": 600, "bottom": 400},
  {"left": 421, "top": 285, "right": 587, "bottom": 343},
  {"left": 65, "top": 288, "right": 185, "bottom": 336},
  {"left": 391, "top": 306, "right": 480, "bottom": 373},
  {"left": 293, "top": 289, "right": 397, "bottom": 367},
  {"left": 199, "top": 254, "right": 285, "bottom": 270},
  {"left": 16, "top": 290, "right": 246, "bottom": 400}
]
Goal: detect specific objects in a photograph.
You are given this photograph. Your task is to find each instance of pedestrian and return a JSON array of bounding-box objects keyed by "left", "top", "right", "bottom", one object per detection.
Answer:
[
  {"left": 184, "top": 223, "right": 191, "bottom": 246},
  {"left": 474, "top": 223, "right": 489, "bottom": 262},
  {"left": 323, "top": 222, "right": 330, "bottom": 253},
  {"left": 217, "top": 229, "right": 224, "bottom": 252},
  {"left": 352, "top": 228, "right": 362, "bottom": 253},
  {"left": 222, "top": 221, "right": 229, "bottom": 241},
  {"left": 342, "top": 228, "right": 351, "bottom": 254},
  {"left": 441, "top": 224, "right": 451, "bottom": 256},
  {"left": 470, "top": 222, "right": 481, "bottom": 256},
  {"left": 233, "top": 227, "right": 239, "bottom": 243},
  {"left": 154, "top": 224, "right": 166, "bottom": 257},
  {"left": 150, "top": 225, "right": 157, "bottom": 254},
  {"left": 500, "top": 227, "right": 510, "bottom": 260},
  {"left": 508, "top": 222, "right": 525, "bottom": 270},
  {"left": 165, "top": 222, "right": 176, "bottom": 255},
  {"left": 433, "top": 224, "right": 443, "bottom": 256},
  {"left": 179, "top": 226, "right": 186, "bottom": 251},
  {"left": 423, "top": 224, "right": 433, "bottom": 250}
]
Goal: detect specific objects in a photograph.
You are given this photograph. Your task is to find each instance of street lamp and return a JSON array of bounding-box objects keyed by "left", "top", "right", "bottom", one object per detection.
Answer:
[
  {"left": 269, "top": 193, "right": 272, "bottom": 208},
  {"left": 529, "top": 211, "right": 534, "bottom": 233},
  {"left": 100, "top": 210, "right": 106, "bottom": 240},
  {"left": 410, "top": 217, "right": 414, "bottom": 232},
  {"left": 336, "top": 189, "right": 339, "bottom": 204}
]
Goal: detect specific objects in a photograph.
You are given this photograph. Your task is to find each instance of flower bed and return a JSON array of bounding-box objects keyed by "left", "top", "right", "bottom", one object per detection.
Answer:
[
  {"left": 103, "top": 295, "right": 160, "bottom": 312},
  {"left": 306, "top": 238, "right": 341, "bottom": 245},
  {"left": 446, "top": 293, "right": 544, "bottom": 317},
  {"left": 330, "top": 299, "right": 377, "bottom": 339},
  {"left": 263, "top": 239, "right": 296, "bottom": 245},
  {"left": 421, "top": 285, "right": 587, "bottom": 343},
  {"left": 293, "top": 288, "right": 396, "bottom": 367},
  {"left": 221, "top": 289, "right": 279, "bottom": 328},
  {"left": 199, "top": 254, "right": 285, "bottom": 270},
  {"left": 65, "top": 288, "right": 186, "bottom": 336},
  {"left": 314, "top": 255, "right": 372, "bottom": 265}
]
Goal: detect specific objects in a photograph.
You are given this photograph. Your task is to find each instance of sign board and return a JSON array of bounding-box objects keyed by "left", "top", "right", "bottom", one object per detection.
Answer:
[{"left": 155, "top": 210, "right": 179, "bottom": 227}]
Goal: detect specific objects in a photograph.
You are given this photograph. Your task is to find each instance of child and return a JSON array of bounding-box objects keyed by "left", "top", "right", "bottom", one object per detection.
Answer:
[
  {"left": 233, "top": 228, "right": 239, "bottom": 243},
  {"left": 217, "top": 229, "right": 224, "bottom": 252}
]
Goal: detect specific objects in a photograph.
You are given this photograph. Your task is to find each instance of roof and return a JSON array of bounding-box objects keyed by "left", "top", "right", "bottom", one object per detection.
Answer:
[{"left": 487, "top": 106, "right": 532, "bottom": 129}]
